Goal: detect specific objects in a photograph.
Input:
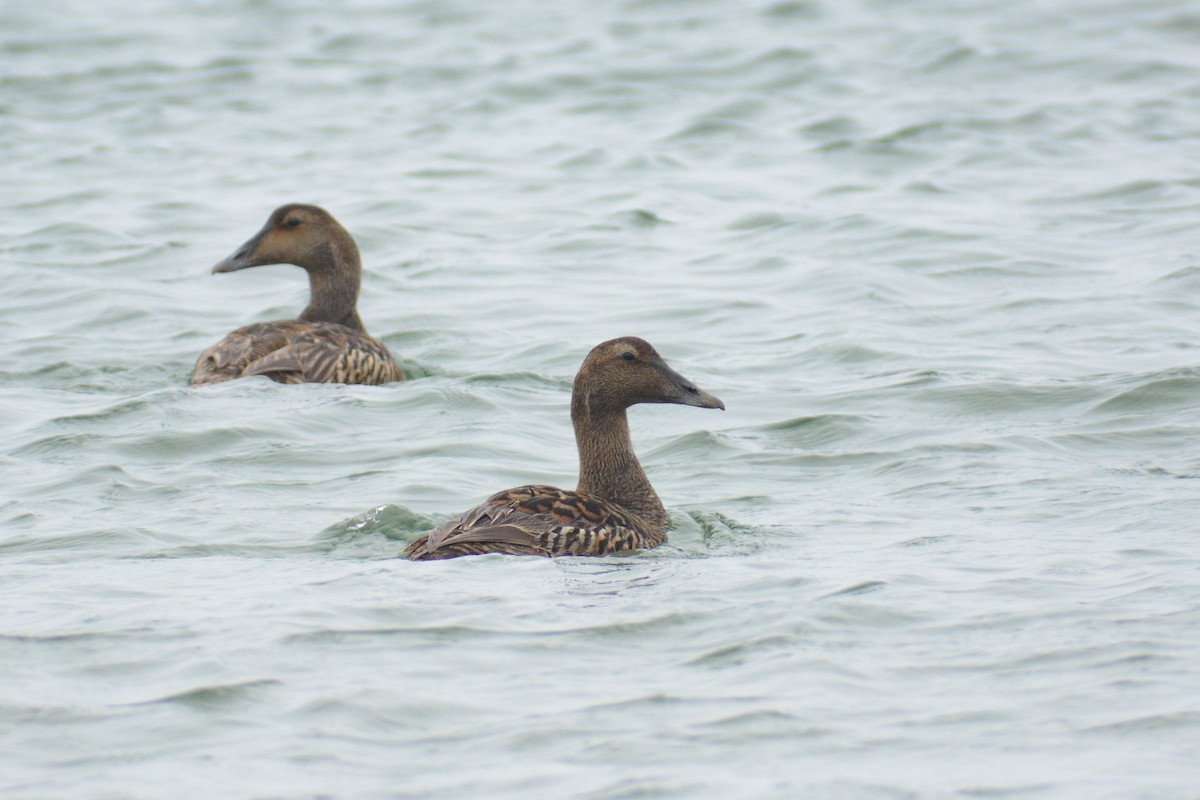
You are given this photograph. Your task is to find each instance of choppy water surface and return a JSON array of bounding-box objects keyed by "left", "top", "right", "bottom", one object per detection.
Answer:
[{"left": 4, "top": 0, "right": 1200, "bottom": 796}]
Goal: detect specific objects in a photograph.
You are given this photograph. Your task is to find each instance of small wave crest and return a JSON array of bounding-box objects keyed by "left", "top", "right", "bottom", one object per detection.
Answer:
[{"left": 319, "top": 504, "right": 440, "bottom": 558}]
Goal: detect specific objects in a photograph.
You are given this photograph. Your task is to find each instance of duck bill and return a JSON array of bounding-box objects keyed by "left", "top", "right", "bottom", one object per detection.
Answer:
[
  {"left": 657, "top": 360, "right": 725, "bottom": 410},
  {"left": 692, "top": 387, "right": 725, "bottom": 410},
  {"left": 212, "top": 227, "right": 271, "bottom": 274}
]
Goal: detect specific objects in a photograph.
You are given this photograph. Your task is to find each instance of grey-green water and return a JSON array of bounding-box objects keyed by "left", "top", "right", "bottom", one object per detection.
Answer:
[{"left": 4, "top": 0, "right": 1200, "bottom": 796}]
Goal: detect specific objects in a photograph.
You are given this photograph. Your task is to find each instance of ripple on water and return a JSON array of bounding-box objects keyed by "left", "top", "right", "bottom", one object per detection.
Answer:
[
  {"left": 747, "top": 414, "right": 871, "bottom": 448},
  {"left": 1088, "top": 368, "right": 1200, "bottom": 415},
  {"left": 133, "top": 679, "right": 281, "bottom": 710}
]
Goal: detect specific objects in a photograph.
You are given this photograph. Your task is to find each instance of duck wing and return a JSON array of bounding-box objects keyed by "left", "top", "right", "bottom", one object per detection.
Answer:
[
  {"left": 404, "top": 485, "right": 659, "bottom": 560},
  {"left": 190, "top": 322, "right": 293, "bottom": 384},
  {"left": 191, "top": 321, "right": 403, "bottom": 385},
  {"left": 244, "top": 323, "right": 402, "bottom": 385}
]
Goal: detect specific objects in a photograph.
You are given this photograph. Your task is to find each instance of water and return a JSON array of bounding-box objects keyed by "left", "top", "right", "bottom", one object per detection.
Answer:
[{"left": 3, "top": 0, "right": 1200, "bottom": 796}]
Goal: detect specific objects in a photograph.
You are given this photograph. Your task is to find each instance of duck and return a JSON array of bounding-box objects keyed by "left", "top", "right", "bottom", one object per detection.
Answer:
[
  {"left": 404, "top": 337, "right": 723, "bottom": 560},
  {"left": 190, "top": 204, "right": 404, "bottom": 386}
]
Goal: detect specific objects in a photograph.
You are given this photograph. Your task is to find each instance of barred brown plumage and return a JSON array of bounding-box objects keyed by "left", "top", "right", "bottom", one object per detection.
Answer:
[
  {"left": 404, "top": 337, "right": 723, "bottom": 560},
  {"left": 190, "top": 204, "right": 403, "bottom": 386}
]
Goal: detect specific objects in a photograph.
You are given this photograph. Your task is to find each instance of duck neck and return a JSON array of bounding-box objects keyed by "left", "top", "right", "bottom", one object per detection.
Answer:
[
  {"left": 299, "top": 242, "right": 366, "bottom": 332},
  {"left": 572, "top": 393, "right": 668, "bottom": 533}
]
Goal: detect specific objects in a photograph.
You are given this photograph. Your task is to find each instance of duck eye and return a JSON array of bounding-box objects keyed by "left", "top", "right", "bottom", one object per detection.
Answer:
[
  {"left": 284, "top": 218, "right": 302, "bottom": 229},
  {"left": 621, "top": 352, "right": 636, "bottom": 362}
]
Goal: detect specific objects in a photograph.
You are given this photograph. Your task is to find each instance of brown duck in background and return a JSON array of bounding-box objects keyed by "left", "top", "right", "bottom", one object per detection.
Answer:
[
  {"left": 404, "top": 337, "right": 723, "bottom": 560},
  {"left": 190, "top": 204, "right": 403, "bottom": 386}
]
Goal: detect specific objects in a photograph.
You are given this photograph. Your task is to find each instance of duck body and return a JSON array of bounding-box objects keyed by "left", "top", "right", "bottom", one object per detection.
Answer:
[
  {"left": 190, "top": 204, "right": 403, "bottom": 386},
  {"left": 404, "top": 337, "right": 723, "bottom": 561},
  {"left": 191, "top": 319, "right": 402, "bottom": 385},
  {"left": 405, "top": 484, "right": 661, "bottom": 560}
]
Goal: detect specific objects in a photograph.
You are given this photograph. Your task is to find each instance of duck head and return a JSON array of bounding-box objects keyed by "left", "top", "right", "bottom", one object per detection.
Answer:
[
  {"left": 212, "top": 203, "right": 359, "bottom": 276},
  {"left": 575, "top": 336, "right": 724, "bottom": 416}
]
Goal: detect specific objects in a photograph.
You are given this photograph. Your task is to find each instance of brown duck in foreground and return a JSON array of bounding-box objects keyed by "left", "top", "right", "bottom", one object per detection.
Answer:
[
  {"left": 404, "top": 337, "right": 724, "bottom": 560},
  {"left": 190, "top": 204, "right": 403, "bottom": 386}
]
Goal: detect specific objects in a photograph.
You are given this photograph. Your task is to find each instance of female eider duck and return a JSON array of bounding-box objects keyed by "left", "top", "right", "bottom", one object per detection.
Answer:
[
  {"left": 404, "top": 337, "right": 723, "bottom": 560},
  {"left": 190, "top": 204, "right": 403, "bottom": 386}
]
